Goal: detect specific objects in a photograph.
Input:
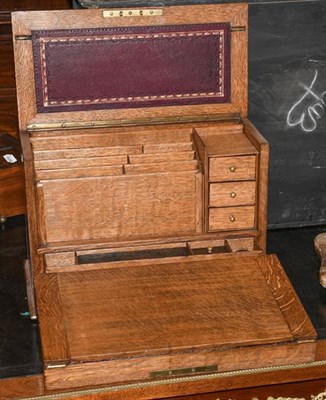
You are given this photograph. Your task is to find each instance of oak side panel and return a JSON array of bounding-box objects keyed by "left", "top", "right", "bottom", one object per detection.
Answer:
[
  {"left": 231, "top": 26, "right": 248, "bottom": 117},
  {"left": 20, "top": 132, "right": 44, "bottom": 275},
  {"left": 35, "top": 273, "right": 70, "bottom": 363},
  {"left": 12, "top": 37, "right": 37, "bottom": 132},
  {"left": 258, "top": 254, "right": 317, "bottom": 341},
  {"left": 243, "top": 118, "right": 269, "bottom": 251}
]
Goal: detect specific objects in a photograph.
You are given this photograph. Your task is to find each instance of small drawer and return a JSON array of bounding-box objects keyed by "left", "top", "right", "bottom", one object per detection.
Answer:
[
  {"left": 208, "top": 206, "right": 255, "bottom": 231},
  {"left": 209, "top": 155, "right": 256, "bottom": 182},
  {"left": 209, "top": 181, "right": 256, "bottom": 207}
]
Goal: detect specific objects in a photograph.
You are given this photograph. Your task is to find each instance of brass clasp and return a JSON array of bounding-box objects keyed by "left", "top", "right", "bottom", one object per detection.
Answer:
[{"left": 103, "top": 9, "right": 163, "bottom": 18}]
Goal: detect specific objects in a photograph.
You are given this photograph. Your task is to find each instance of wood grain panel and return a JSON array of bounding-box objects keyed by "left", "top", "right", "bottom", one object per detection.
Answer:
[
  {"left": 209, "top": 206, "right": 255, "bottom": 231},
  {"left": 30, "top": 129, "right": 192, "bottom": 150},
  {"left": 243, "top": 118, "right": 269, "bottom": 251},
  {"left": 41, "top": 171, "right": 198, "bottom": 243},
  {"left": 45, "top": 342, "right": 315, "bottom": 391},
  {"left": 12, "top": 4, "right": 247, "bottom": 130},
  {"left": 3, "top": 365, "right": 326, "bottom": 399},
  {"left": 56, "top": 256, "right": 293, "bottom": 363},
  {"left": 36, "top": 165, "right": 123, "bottom": 180},
  {"left": 124, "top": 160, "right": 198, "bottom": 175},
  {"left": 200, "top": 133, "right": 256, "bottom": 157},
  {"left": 35, "top": 273, "right": 70, "bottom": 363},
  {"left": 209, "top": 155, "right": 256, "bottom": 182},
  {"left": 34, "top": 155, "right": 127, "bottom": 170},
  {"left": 143, "top": 142, "right": 193, "bottom": 153},
  {"left": 129, "top": 151, "right": 195, "bottom": 164},
  {"left": 209, "top": 181, "right": 255, "bottom": 207},
  {"left": 42, "top": 254, "right": 315, "bottom": 390},
  {"left": 33, "top": 145, "right": 143, "bottom": 160},
  {"left": 258, "top": 254, "right": 317, "bottom": 341}
]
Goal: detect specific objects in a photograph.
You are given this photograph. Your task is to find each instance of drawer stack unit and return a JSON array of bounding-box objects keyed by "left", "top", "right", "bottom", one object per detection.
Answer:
[
  {"left": 208, "top": 144, "right": 258, "bottom": 232},
  {"left": 193, "top": 124, "right": 259, "bottom": 234}
]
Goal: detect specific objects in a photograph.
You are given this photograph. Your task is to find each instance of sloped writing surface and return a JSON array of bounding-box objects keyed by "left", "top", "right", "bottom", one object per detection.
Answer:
[{"left": 57, "top": 255, "right": 293, "bottom": 361}]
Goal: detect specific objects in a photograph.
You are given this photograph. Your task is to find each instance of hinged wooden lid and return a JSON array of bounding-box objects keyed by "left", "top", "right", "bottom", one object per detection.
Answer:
[
  {"left": 38, "top": 254, "right": 316, "bottom": 390},
  {"left": 12, "top": 3, "right": 248, "bottom": 131}
]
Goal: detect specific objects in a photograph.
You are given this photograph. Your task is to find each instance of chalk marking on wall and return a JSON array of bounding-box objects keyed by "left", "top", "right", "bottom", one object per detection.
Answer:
[{"left": 287, "top": 69, "right": 326, "bottom": 133}]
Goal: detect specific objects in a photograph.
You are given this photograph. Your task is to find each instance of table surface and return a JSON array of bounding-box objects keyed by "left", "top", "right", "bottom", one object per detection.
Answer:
[{"left": 0, "top": 216, "right": 325, "bottom": 381}]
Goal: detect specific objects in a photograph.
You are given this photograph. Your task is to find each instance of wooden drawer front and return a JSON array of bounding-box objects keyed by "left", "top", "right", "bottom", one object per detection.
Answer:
[
  {"left": 209, "top": 206, "right": 255, "bottom": 231},
  {"left": 209, "top": 156, "right": 256, "bottom": 182},
  {"left": 209, "top": 181, "right": 256, "bottom": 207}
]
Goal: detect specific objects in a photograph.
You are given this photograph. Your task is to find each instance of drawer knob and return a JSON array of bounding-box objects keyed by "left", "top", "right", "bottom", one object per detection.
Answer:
[
  {"left": 230, "top": 166, "right": 237, "bottom": 172},
  {"left": 230, "top": 192, "right": 237, "bottom": 198},
  {"left": 229, "top": 215, "right": 236, "bottom": 222}
]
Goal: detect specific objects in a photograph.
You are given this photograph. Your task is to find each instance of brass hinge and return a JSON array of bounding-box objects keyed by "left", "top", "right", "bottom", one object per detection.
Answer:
[
  {"left": 15, "top": 35, "right": 32, "bottom": 41},
  {"left": 27, "top": 113, "right": 241, "bottom": 132},
  {"left": 46, "top": 363, "right": 68, "bottom": 369},
  {"left": 297, "top": 338, "right": 316, "bottom": 344},
  {"left": 231, "top": 26, "right": 246, "bottom": 32}
]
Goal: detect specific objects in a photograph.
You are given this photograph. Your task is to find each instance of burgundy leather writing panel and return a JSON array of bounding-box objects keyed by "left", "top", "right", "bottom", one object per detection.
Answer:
[{"left": 32, "top": 24, "right": 230, "bottom": 113}]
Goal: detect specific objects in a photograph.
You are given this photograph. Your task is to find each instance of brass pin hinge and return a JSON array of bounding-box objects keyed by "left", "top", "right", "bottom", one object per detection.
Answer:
[
  {"left": 297, "top": 339, "right": 316, "bottom": 344},
  {"left": 103, "top": 9, "right": 163, "bottom": 18},
  {"left": 15, "top": 35, "right": 32, "bottom": 41},
  {"left": 27, "top": 113, "right": 241, "bottom": 132},
  {"left": 46, "top": 363, "right": 68, "bottom": 369},
  {"left": 231, "top": 26, "right": 246, "bottom": 32},
  {"left": 150, "top": 364, "right": 217, "bottom": 379}
]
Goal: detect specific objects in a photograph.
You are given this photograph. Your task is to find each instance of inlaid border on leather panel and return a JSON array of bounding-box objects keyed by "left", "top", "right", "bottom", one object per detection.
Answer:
[{"left": 32, "top": 24, "right": 230, "bottom": 113}]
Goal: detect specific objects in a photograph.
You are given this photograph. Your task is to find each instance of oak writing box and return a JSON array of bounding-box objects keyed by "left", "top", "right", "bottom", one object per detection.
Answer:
[{"left": 12, "top": 3, "right": 317, "bottom": 392}]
